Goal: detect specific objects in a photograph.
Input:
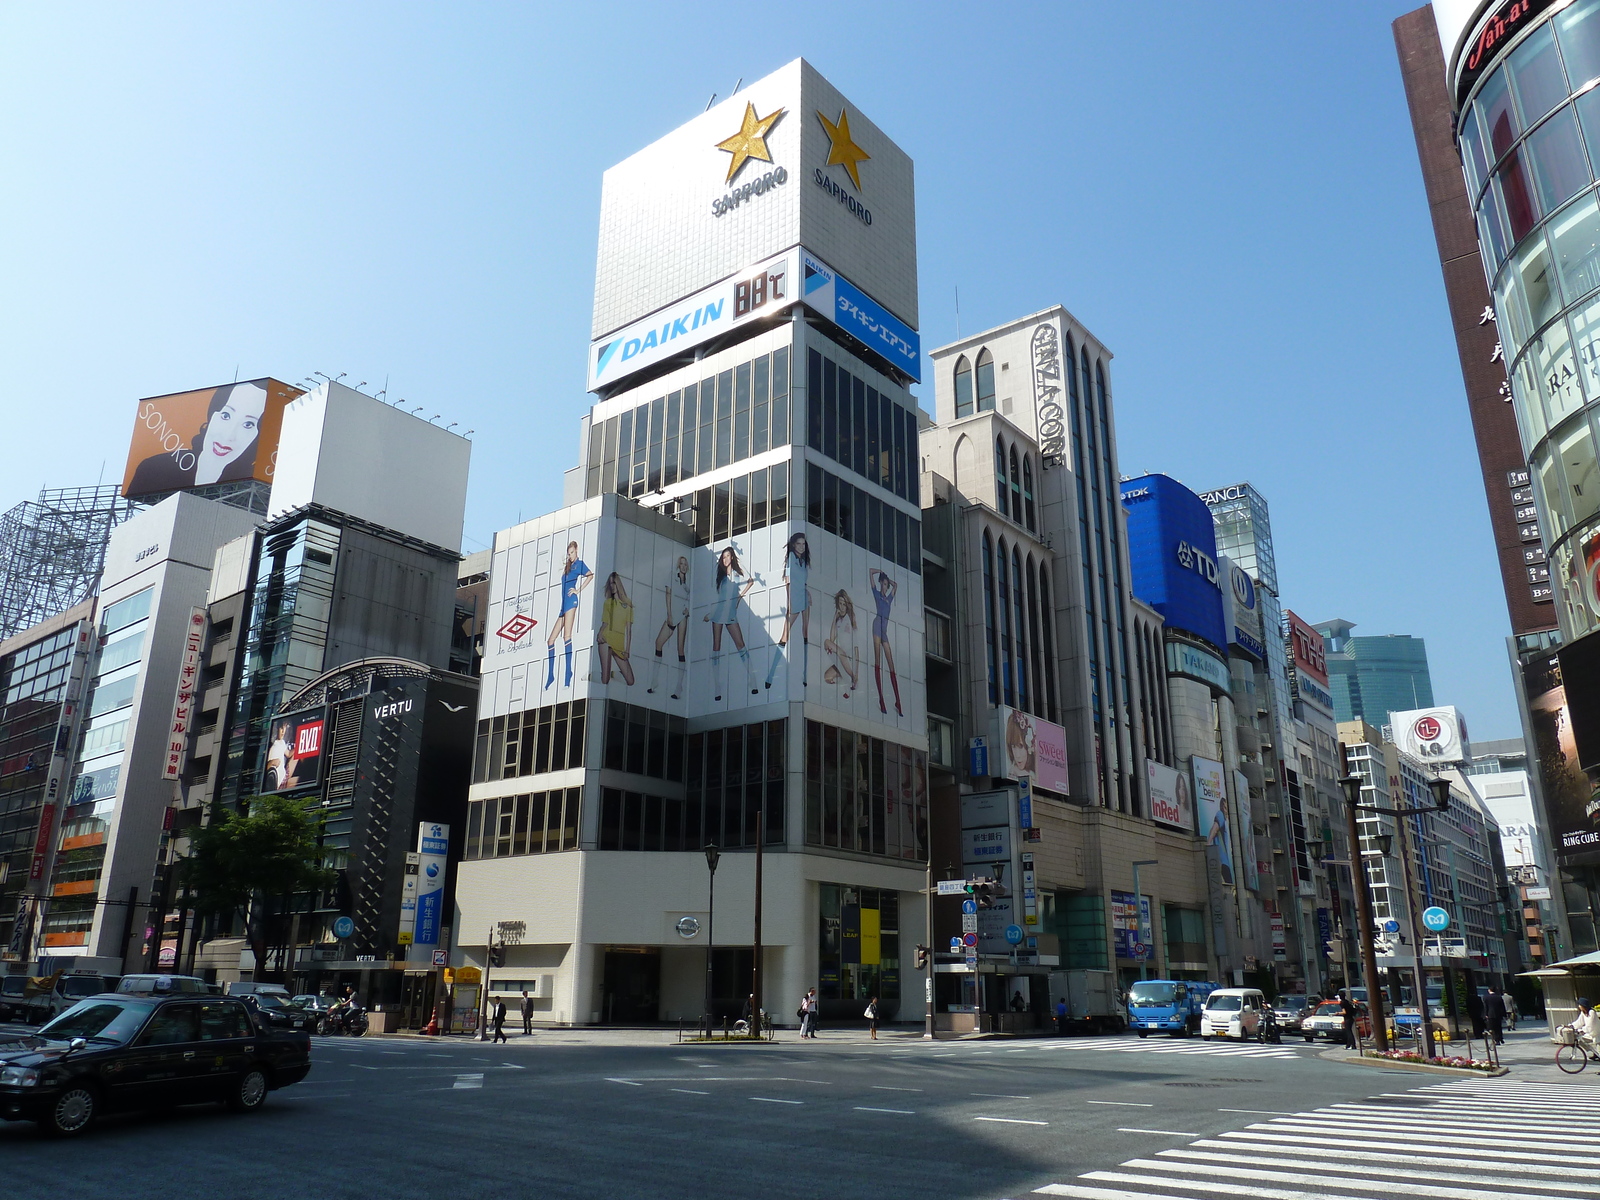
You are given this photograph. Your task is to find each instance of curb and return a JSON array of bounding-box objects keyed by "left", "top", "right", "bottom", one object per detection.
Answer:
[{"left": 1337, "top": 1054, "right": 1509, "bottom": 1077}]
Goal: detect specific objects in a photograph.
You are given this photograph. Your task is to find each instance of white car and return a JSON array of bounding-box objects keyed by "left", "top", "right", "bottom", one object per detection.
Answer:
[{"left": 1199, "top": 987, "right": 1266, "bottom": 1039}]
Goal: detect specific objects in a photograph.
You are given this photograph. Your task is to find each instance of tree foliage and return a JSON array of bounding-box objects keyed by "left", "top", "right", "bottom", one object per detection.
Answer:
[{"left": 180, "top": 794, "right": 332, "bottom": 923}]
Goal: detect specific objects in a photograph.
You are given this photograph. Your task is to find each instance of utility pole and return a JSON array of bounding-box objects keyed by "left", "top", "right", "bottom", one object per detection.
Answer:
[
  {"left": 1394, "top": 804, "right": 1435, "bottom": 1059},
  {"left": 750, "top": 813, "right": 763, "bottom": 1038}
]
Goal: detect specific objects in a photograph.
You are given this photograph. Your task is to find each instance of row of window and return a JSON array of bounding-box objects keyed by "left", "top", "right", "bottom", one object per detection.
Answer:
[
  {"left": 681, "top": 462, "right": 791, "bottom": 548},
  {"left": 952, "top": 349, "right": 996, "bottom": 418},
  {"left": 463, "top": 788, "right": 582, "bottom": 859},
  {"left": 994, "top": 435, "right": 1037, "bottom": 532},
  {"left": 982, "top": 529, "right": 1060, "bottom": 725},
  {"left": 586, "top": 348, "right": 792, "bottom": 501},
  {"left": 806, "top": 348, "right": 920, "bottom": 505},
  {"left": 684, "top": 719, "right": 786, "bottom": 850},
  {"left": 602, "top": 701, "right": 688, "bottom": 781},
  {"left": 473, "top": 700, "right": 587, "bottom": 783},
  {"left": 804, "top": 463, "right": 923, "bottom": 574},
  {"left": 1, "top": 627, "right": 76, "bottom": 708},
  {"left": 598, "top": 781, "right": 783, "bottom": 852},
  {"left": 803, "top": 720, "right": 927, "bottom": 860}
]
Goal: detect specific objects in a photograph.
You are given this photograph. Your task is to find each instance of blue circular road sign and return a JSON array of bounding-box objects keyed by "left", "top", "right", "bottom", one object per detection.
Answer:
[
  {"left": 1005, "top": 924, "right": 1025, "bottom": 945},
  {"left": 1383, "top": 919, "right": 1400, "bottom": 934},
  {"left": 1422, "top": 906, "right": 1450, "bottom": 933},
  {"left": 333, "top": 916, "right": 355, "bottom": 939},
  {"left": 962, "top": 899, "right": 978, "bottom": 915}
]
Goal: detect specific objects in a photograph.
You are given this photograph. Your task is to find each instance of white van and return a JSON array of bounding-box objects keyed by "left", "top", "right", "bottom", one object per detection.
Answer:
[{"left": 1199, "top": 987, "right": 1267, "bottom": 1039}]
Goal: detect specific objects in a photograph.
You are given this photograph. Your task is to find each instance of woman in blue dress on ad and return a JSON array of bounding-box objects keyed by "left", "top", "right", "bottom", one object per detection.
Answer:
[
  {"left": 705, "top": 545, "right": 756, "bottom": 702},
  {"left": 765, "top": 531, "right": 811, "bottom": 690},
  {"left": 868, "top": 568, "right": 902, "bottom": 716},
  {"left": 546, "top": 540, "right": 592, "bottom": 689}
]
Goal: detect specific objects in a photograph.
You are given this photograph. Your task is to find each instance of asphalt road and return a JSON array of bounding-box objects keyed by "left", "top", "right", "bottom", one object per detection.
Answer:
[{"left": 1, "top": 1024, "right": 1583, "bottom": 1200}]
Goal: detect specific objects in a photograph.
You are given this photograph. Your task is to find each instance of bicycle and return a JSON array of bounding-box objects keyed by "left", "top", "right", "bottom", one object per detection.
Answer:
[{"left": 1555, "top": 1026, "right": 1595, "bottom": 1074}]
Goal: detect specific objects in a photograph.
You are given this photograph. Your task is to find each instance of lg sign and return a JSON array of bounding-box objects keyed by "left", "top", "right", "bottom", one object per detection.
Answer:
[{"left": 1413, "top": 715, "right": 1443, "bottom": 742}]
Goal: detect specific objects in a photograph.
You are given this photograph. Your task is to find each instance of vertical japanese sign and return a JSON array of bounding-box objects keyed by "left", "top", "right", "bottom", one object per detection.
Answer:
[
  {"left": 1270, "top": 912, "right": 1287, "bottom": 961},
  {"left": 163, "top": 607, "right": 207, "bottom": 780},
  {"left": 398, "top": 852, "right": 421, "bottom": 946},
  {"left": 414, "top": 823, "right": 449, "bottom": 949},
  {"left": 1021, "top": 851, "right": 1038, "bottom": 928}
]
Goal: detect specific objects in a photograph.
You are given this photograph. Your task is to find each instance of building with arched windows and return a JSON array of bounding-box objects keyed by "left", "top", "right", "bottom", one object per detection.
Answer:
[{"left": 920, "top": 308, "right": 1216, "bottom": 1007}]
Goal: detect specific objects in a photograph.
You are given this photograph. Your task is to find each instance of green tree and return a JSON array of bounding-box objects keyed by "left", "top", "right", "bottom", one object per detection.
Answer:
[{"left": 180, "top": 794, "right": 332, "bottom": 978}]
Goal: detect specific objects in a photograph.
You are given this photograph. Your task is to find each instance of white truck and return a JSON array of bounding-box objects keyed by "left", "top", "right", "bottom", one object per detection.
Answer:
[
  {"left": 1048, "top": 969, "right": 1126, "bottom": 1035},
  {"left": 12, "top": 957, "right": 122, "bottom": 1025}
]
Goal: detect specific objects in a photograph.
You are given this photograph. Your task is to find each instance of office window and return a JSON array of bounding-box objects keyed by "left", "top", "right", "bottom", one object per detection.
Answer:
[
  {"left": 954, "top": 355, "right": 973, "bottom": 418},
  {"left": 975, "top": 349, "right": 996, "bottom": 412}
]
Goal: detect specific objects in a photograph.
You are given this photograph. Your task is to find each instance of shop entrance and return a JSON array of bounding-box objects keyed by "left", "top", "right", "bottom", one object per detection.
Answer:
[
  {"left": 399, "top": 973, "right": 436, "bottom": 1030},
  {"left": 601, "top": 947, "right": 661, "bottom": 1024}
]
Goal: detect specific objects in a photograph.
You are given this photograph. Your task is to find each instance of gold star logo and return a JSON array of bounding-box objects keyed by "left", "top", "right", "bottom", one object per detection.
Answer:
[
  {"left": 716, "top": 102, "right": 784, "bottom": 185},
  {"left": 816, "top": 106, "right": 870, "bottom": 192}
]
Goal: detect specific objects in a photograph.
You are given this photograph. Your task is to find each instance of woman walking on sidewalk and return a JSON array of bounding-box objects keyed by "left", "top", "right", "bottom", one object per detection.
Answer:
[
  {"left": 800, "top": 988, "right": 819, "bottom": 1038},
  {"left": 864, "top": 996, "right": 879, "bottom": 1040}
]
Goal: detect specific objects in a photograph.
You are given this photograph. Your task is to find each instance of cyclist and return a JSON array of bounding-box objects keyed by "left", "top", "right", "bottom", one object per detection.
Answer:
[{"left": 1566, "top": 997, "right": 1599, "bottom": 1061}]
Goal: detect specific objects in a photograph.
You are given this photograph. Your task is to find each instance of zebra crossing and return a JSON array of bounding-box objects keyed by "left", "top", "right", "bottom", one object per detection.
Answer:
[
  {"left": 1009, "top": 1078, "right": 1600, "bottom": 1199},
  {"left": 977, "top": 1034, "right": 1302, "bottom": 1061}
]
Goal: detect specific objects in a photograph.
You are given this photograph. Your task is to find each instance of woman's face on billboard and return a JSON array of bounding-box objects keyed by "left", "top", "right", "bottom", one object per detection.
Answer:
[{"left": 199, "top": 385, "right": 267, "bottom": 477}]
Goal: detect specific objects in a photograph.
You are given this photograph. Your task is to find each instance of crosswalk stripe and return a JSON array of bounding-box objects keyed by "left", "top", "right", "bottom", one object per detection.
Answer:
[
  {"left": 1244, "top": 1119, "right": 1583, "bottom": 1150},
  {"left": 1157, "top": 1149, "right": 1600, "bottom": 1194},
  {"left": 1218, "top": 1130, "right": 1600, "bottom": 1168},
  {"left": 1187, "top": 1139, "right": 1600, "bottom": 1179},
  {"left": 1034, "top": 1187, "right": 1202, "bottom": 1199},
  {"left": 1116, "top": 1155, "right": 1581, "bottom": 1200},
  {"left": 1083, "top": 1168, "right": 1564, "bottom": 1200},
  {"left": 1323, "top": 1105, "right": 1600, "bottom": 1132},
  {"left": 1300, "top": 1111, "right": 1600, "bottom": 1136}
]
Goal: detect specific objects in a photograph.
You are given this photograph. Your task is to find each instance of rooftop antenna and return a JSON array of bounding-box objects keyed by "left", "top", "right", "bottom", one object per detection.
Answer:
[
  {"left": 705, "top": 92, "right": 717, "bottom": 111},
  {"left": 732, "top": 77, "right": 743, "bottom": 94},
  {"left": 234, "top": 365, "right": 240, "bottom": 382},
  {"left": 955, "top": 285, "right": 961, "bottom": 339}
]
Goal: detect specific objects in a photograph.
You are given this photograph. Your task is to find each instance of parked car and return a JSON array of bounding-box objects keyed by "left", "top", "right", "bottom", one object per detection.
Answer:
[
  {"left": 1198, "top": 988, "right": 1267, "bottom": 1039},
  {"left": 0, "top": 976, "right": 29, "bottom": 1022},
  {"left": 1301, "top": 998, "right": 1371, "bottom": 1043},
  {"left": 10, "top": 973, "right": 121, "bottom": 1025},
  {"left": 1272, "top": 994, "right": 1312, "bottom": 1032},
  {"left": 235, "top": 993, "right": 314, "bottom": 1033},
  {"left": 0, "top": 991, "right": 311, "bottom": 1135},
  {"left": 225, "top": 982, "right": 292, "bottom": 1001}
]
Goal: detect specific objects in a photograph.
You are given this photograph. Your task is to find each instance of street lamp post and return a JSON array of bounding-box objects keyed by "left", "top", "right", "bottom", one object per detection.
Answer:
[
  {"left": 1131, "top": 860, "right": 1158, "bottom": 981},
  {"left": 703, "top": 843, "right": 720, "bottom": 1039}
]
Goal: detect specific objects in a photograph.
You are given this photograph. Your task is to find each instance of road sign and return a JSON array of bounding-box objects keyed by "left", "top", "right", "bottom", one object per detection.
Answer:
[
  {"left": 961, "top": 913, "right": 977, "bottom": 933},
  {"left": 1005, "top": 924, "right": 1024, "bottom": 945},
  {"left": 1383, "top": 919, "right": 1400, "bottom": 934},
  {"left": 950, "top": 937, "right": 962, "bottom": 951},
  {"left": 964, "top": 954, "right": 978, "bottom": 968},
  {"left": 333, "top": 916, "right": 355, "bottom": 939},
  {"left": 962, "top": 932, "right": 978, "bottom": 948},
  {"left": 432, "top": 949, "right": 447, "bottom": 967},
  {"left": 1131, "top": 940, "right": 1148, "bottom": 961},
  {"left": 1422, "top": 906, "right": 1450, "bottom": 933},
  {"left": 962, "top": 898, "right": 977, "bottom": 915},
  {"left": 937, "top": 879, "right": 969, "bottom": 897}
]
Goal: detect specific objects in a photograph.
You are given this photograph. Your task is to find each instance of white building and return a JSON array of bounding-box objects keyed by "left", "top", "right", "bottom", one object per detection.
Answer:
[{"left": 455, "top": 59, "right": 930, "bottom": 1026}]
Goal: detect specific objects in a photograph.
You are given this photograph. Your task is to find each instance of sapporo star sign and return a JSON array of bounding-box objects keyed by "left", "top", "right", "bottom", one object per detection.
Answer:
[
  {"left": 816, "top": 106, "right": 870, "bottom": 191},
  {"left": 716, "top": 102, "right": 785, "bottom": 185}
]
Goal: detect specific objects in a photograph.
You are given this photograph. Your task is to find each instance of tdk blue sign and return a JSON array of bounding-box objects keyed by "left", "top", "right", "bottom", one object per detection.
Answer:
[{"left": 1121, "top": 474, "right": 1227, "bottom": 654}]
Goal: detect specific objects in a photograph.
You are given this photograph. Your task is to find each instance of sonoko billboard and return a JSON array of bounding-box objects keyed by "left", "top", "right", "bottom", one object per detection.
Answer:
[{"left": 122, "top": 378, "right": 302, "bottom": 500}]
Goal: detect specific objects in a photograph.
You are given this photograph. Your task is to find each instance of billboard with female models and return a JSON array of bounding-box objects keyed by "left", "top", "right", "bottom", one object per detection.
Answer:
[
  {"left": 123, "top": 378, "right": 301, "bottom": 499},
  {"left": 990, "top": 707, "right": 1069, "bottom": 794},
  {"left": 1192, "top": 756, "right": 1233, "bottom": 885}
]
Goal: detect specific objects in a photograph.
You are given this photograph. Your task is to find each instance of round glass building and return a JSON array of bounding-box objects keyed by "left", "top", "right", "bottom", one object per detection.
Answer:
[{"left": 1454, "top": 0, "right": 1600, "bottom": 635}]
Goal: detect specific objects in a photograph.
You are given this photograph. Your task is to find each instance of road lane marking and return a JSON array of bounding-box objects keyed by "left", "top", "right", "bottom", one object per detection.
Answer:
[
  {"left": 751, "top": 1097, "right": 803, "bottom": 1104},
  {"left": 975, "top": 1116, "right": 1048, "bottom": 1126},
  {"left": 971, "top": 1093, "right": 1031, "bottom": 1099},
  {"left": 452, "top": 1074, "right": 484, "bottom": 1089},
  {"left": 1086, "top": 1100, "right": 1153, "bottom": 1107},
  {"left": 854, "top": 1106, "right": 915, "bottom": 1114},
  {"left": 1116, "top": 1127, "right": 1199, "bottom": 1136},
  {"left": 672, "top": 1088, "right": 709, "bottom": 1095},
  {"left": 606, "top": 1078, "right": 642, "bottom": 1086},
  {"left": 873, "top": 1085, "right": 923, "bottom": 1092}
]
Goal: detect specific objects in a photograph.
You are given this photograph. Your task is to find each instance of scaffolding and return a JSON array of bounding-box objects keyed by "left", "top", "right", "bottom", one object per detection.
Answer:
[{"left": 0, "top": 485, "right": 138, "bottom": 642}]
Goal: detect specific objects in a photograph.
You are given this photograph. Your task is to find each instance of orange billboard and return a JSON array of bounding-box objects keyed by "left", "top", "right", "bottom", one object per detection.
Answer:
[{"left": 122, "top": 377, "right": 302, "bottom": 499}]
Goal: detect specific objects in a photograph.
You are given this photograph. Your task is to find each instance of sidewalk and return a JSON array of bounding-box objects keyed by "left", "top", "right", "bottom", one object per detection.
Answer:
[
  {"left": 371, "top": 1023, "right": 932, "bottom": 1048},
  {"left": 1324, "top": 1026, "right": 1600, "bottom": 1084}
]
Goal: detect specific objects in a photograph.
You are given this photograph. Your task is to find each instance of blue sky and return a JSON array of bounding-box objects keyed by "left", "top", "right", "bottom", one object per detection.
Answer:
[{"left": 0, "top": 2, "right": 1522, "bottom": 737}]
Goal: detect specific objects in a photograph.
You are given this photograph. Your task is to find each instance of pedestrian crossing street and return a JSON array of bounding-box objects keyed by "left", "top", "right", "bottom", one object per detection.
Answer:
[
  {"left": 965, "top": 1034, "right": 1302, "bottom": 1061},
  {"left": 1007, "top": 1078, "right": 1600, "bottom": 1200}
]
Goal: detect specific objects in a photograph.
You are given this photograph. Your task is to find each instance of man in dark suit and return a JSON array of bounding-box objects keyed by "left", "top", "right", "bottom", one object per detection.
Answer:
[
  {"left": 520, "top": 989, "right": 535, "bottom": 1036},
  {"left": 1484, "top": 986, "right": 1507, "bottom": 1045}
]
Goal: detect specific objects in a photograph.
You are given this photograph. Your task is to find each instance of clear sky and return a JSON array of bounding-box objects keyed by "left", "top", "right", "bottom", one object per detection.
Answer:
[{"left": 0, "top": 2, "right": 1521, "bottom": 737}]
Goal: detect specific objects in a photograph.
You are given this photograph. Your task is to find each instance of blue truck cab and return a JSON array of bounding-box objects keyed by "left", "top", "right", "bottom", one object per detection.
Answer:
[{"left": 1126, "top": 979, "right": 1217, "bottom": 1036}]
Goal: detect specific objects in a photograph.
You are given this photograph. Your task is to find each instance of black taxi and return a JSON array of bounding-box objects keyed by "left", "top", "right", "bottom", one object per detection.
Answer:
[{"left": 0, "top": 981, "right": 311, "bottom": 1136}]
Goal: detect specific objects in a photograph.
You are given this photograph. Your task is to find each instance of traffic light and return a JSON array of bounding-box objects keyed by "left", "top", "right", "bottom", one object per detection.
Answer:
[
  {"left": 914, "top": 944, "right": 929, "bottom": 970},
  {"left": 488, "top": 943, "right": 505, "bottom": 968},
  {"left": 975, "top": 881, "right": 996, "bottom": 909}
]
